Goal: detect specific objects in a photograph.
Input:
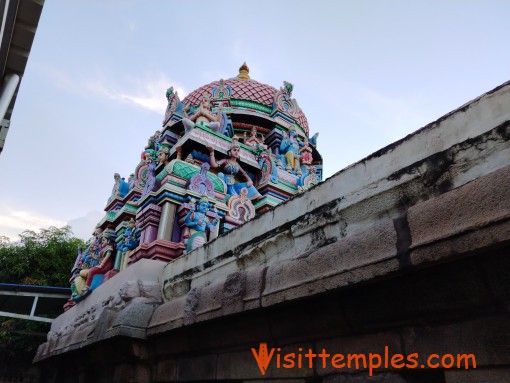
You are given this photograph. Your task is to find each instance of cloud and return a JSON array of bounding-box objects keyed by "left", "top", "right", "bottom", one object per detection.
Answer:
[
  {"left": 89, "top": 72, "right": 187, "bottom": 114},
  {"left": 85, "top": 78, "right": 169, "bottom": 114},
  {"left": 102, "top": 74, "right": 187, "bottom": 114},
  {"left": 0, "top": 206, "right": 66, "bottom": 242},
  {"left": 0, "top": 202, "right": 103, "bottom": 243},
  {"left": 45, "top": 68, "right": 187, "bottom": 115},
  {"left": 67, "top": 210, "right": 104, "bottom": 241},
  {"left": 126, "top": 20, "right": 136, "bottom": 32}
]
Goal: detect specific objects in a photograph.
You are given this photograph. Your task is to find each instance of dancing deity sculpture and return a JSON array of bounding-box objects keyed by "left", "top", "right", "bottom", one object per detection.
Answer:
[{"left": 208, "top": 140, "right": 261, "bottom": 200}]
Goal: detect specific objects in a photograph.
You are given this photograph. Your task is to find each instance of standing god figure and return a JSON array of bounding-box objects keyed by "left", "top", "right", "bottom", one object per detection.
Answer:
[
  {"left": 280, "top": 126, "right": 300, "bottom": 172},
  {"left": 184, "top": 197, "right": 219, "bottom": 252}
]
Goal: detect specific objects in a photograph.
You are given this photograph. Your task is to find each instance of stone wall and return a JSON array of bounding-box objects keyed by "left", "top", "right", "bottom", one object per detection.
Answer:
[{"left": 35, "top": 81, "right": 510, "bottom": 382}]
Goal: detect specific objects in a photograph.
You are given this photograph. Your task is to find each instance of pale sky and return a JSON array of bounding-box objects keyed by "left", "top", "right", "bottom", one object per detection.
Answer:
[{"left": 0, "top": 0, "right": 508, "bottom": 241}]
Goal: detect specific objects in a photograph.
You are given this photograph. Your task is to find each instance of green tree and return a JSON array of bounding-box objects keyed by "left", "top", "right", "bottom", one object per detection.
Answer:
[
  {"left": 0, "top": 225, "right": 84, "bottom": 287},
  {"left": 0, "top": 226, "right": 85, "bottom": 365}
]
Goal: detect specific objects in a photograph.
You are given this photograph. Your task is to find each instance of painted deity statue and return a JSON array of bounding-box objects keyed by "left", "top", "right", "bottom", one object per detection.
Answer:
[
  {"left": 243, "top": 126, "right": 267, "bottom": 150},
  {"left": 142, "top": 152, "right": 158, "bottom": 197},
  {"left": 182, "top": 93, "right": 223, "bottom": 133},
  {"left": 70, "top": 245, "right": 94, "bottom": 301},
  {"left": 108, "top": 173, "right": 129, "bottom": 203},
  {"left": 128, "top": 173, "right": 136, "bottom": 191},
  {"left": 81, "top": 243, "right": 100, "bottom": 269},
  {"left": 280, "top": 126, "right": 301, "bottom": 172},
  {"left": 299, "top": 137, "right": 313, "bottom": 166},
  {"left": 143, "top": 136, "right": 156, "bottom": 157},
  {"left": 115, "top": 218, "right": 140, "bottom": 270},
  {"left": 153, "top": 130, "right": 162, "bottom": 150},
  {"left": 69, "top": 228, "right": 103, "bottom": 302},
  {"left": 157, "top": 141, "right": 171, "bottom": 166},
  {"left": 164, "top": 86, "right": 180, "bottom": 123},
  {"left": 184, "top": 197, "right": 219, "bottom": 252},
  {"left": 142, "top": 130, "right": 162, "bottom": 159},
  {"left": 208, "top": 140, "right": 261, "bottom": 200},
  {"left": 82, "top": 233, "right": 115, "bottom": 293}
]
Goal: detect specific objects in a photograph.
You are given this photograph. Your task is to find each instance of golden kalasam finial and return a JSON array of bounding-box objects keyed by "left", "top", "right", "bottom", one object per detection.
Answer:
[{"left": 237, "top": 62, "right": 250, "bottom": 80}]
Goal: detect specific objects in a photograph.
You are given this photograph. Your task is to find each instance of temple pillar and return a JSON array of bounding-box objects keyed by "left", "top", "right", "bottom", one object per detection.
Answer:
[
  {"left": 137, "top": 203, "right": 162, "bottom": 245},
  {"left": 157, "top": 202, "right": 176, "bottom": 241},
  {"left": 129, "top": 203, "right": 184, "bottom": 264}
]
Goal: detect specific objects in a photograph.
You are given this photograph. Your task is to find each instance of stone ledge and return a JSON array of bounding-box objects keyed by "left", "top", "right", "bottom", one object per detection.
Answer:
[
  {"left": 408, "top": 165, "right": 510, "bottom": 249},
  {"left": 34, "top": 259, "right": 166, "bottom": 362},
  {"left": 149, "top": 165, "right": 510, "bottom": 337},
  {"left": 262, "top": 220, "right": 397, "bottom": 306},
  {"left": 161, "top": 120, "right": 510, "bottom": 303},
  {"left": 36, "top": 83, "right": 510, "bottom": 375}
]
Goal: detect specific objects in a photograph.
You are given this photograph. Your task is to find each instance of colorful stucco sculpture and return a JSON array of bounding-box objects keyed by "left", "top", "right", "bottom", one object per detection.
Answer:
[{"left": 64, "top": 63, "right": 322, "bottom": 308}]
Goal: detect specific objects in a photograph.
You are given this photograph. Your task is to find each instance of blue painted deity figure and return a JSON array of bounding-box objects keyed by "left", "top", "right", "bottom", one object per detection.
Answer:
[
  {"left": 82, "top": 243, "right": 100, "bottom": 268},
  {"left": 108, "top": 173, "right": 129, "bottom": 203},
  {"left": 184, "top": 197, "right": 219, "bottom": 252},
  {"left": 114, "top": 218, "right": 140, "bottom": 270},
  {"left": 279, "top": 126, "right": 301, "bottom": 172},
  {"left": 121, "top": 218, "right": 140, "bottom": 251},
  {"left": 208, "top": 140, "right": 262, "bottom": 200}
]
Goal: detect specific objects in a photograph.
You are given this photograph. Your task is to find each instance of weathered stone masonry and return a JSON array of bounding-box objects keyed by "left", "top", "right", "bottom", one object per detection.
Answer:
[{"left": 35, "top": 81, "right": 510, "bottom": 382}]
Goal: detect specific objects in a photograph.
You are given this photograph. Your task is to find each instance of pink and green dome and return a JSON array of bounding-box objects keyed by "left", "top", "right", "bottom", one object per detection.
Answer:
[{"left": 181, "top": 64, "right": 309, "bottom": 135}]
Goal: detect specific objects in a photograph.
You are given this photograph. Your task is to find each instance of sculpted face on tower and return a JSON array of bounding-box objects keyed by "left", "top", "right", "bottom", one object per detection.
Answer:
[
  {"left": 229, "top": 144, "right": 240, "bottom": 159},
  {"left": 198, "top": 201, "right": 208, "bottom": 214},
  {"left": 157, "top": 149, "right": 168, "bottom": 164},
  {"left": 201, "top": 94, "right": 211, "bottom": 110}
]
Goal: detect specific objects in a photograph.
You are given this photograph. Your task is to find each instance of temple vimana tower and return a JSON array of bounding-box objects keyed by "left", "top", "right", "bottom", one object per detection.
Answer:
[
  {"left": 67, "top": 63, "right": 322, "bottom": 304},
  {"left": 36, "top": 65, "right": 510, "bottom": 382}
]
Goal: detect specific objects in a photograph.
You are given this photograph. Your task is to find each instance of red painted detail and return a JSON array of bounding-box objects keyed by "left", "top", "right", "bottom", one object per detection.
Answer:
[
  {"left": 129, "top": 240, "right": 186, "bottom": 264},
  {"left": 103, "top": 269, "right": 119, "bottom": 282}
]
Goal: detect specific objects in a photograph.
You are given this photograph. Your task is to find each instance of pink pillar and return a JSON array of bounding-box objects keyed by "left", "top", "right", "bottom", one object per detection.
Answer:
[{"left": 136, "top": 203, "right": 162, "bottom": 245}]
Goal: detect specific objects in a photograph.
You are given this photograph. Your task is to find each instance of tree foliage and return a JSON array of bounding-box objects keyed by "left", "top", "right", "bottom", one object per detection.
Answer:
[
  {"left": 0, "top": 225, "right": 84, "bottom": 287},
  {"left": 0, "top": 226, "right": 85, "bottom": 368}
]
